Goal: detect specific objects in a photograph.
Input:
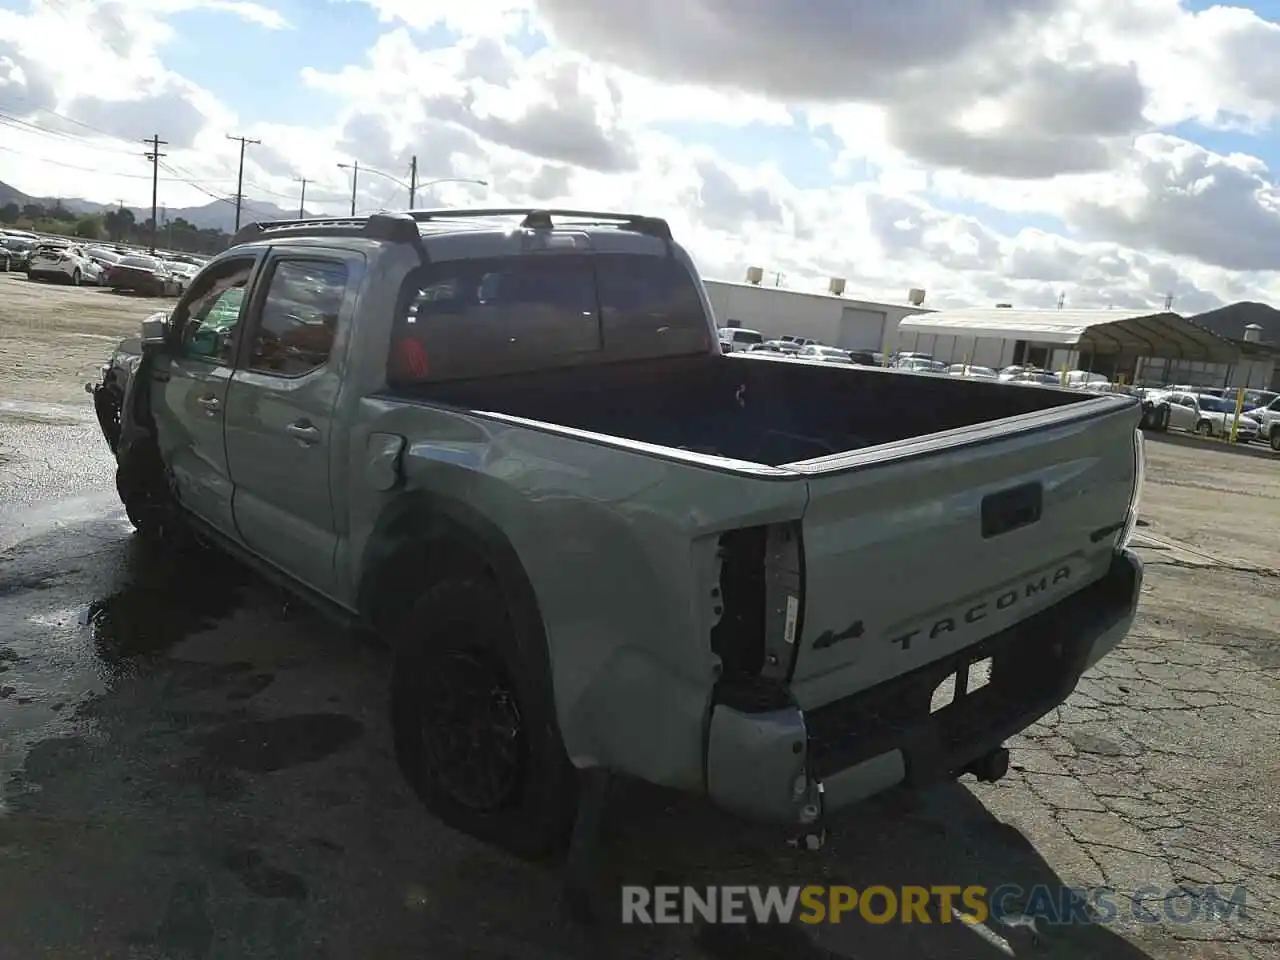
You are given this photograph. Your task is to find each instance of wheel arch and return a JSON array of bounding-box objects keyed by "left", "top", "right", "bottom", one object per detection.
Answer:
[{"left": 356, "top": 491, "right": 554, "bottom": 691}]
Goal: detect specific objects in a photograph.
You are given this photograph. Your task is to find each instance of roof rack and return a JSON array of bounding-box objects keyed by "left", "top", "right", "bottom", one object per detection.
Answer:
[
  {"left": 230, "top": 211, "right": 422, "bottom": 247},
  {"left": 403, "top": 207, "right": 672, "bottom": 240}
]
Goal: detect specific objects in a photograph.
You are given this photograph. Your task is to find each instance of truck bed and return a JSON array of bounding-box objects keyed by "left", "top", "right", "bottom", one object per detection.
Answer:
[{"left": 399, "top": 353, "right": 1092, "bottom": 467}]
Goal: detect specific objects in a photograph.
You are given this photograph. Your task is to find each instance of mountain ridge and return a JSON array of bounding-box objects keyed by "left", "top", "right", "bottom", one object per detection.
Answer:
[{"left": 0, "top": 179, "right": 311, "bottom": 234}]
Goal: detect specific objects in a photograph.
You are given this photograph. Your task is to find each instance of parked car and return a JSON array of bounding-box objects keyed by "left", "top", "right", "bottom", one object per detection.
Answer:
[
  {"left": 895, "top": 356, "right": 949, "bottom": 373},
  {"left": 759, "top": 339, "right": 802, "bottom": 354},
  {"left": 85, "top": 247, "right": 125, "bottom": 285},
  {"left": 718, "top": 327, "right": 765, "bottom": 352},
  {"left": 162, "top": 260, "right": 199, "bottom": 293},
  {"left": 847, "top": 350, "right": 883, "bottom": 366},
  {"left": 88, "top": 208, "right": 1145, "bottom": 894},
  {"left": 1162, "top": 392, "right": 1260, "bottom": 441},
  {"left": 105, "top": 254, "right": 181, "bottom": 296},
  {"left": 27, "top": 242, "right": 104, "bottom": 285},
  {"left": 947, "top": 363, "right": 999, "bottom": 379},
  {"left": 1009, "top": 370, "right": 1064, "bottom": 386},
  {"left": 1246, "top": 394, "right": 1280, "bottom": 441},
  {"left": 1198, "top": 387, "right": 1277, "bottom": 411},
  {"left": 0, "top": 236, "right": 33, "bottom": 272},
  {"left": 796, "top": 344, "right": 856, "bottom": 364}
]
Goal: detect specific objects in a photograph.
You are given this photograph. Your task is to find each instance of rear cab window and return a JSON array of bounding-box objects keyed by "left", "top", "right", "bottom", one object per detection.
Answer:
[{"left": 388, "top": 250, "right": 711, "bottom": 384}]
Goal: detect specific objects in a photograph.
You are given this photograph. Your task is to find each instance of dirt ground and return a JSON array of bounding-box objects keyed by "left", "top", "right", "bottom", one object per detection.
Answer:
[
  {"left": 0, "top": 278, "right": 1278, "bottom": 958},
  {"left": 0, "top": 272, "right": 176, "bottom": 407}
]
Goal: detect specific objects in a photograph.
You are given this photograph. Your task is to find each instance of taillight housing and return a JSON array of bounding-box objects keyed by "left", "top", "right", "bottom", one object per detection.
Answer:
[{"left": 1115, "top": 429, "right": 1145, "bottom": 552}]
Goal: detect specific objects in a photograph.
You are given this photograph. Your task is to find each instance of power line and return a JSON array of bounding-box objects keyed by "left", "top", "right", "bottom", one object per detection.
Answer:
[
  {"left": 160, "top": 160, "right": 276, "bottom": 221},
  {"left": 0, "top": 111, "right": 138, "bottom": 155},
  {"left": 0, "top": 144, "right": 234, "bottom": 183},
  {"left": 143, "top": 134, "right": 168, "bottom": 254},
  {"left": 226, "top": 134, "right": 261, "bottom": 232}
]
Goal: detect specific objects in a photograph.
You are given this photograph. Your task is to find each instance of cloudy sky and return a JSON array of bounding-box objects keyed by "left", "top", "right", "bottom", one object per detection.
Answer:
[{"left": 1, "top": 0, "right": 1279, "bottom": 311}]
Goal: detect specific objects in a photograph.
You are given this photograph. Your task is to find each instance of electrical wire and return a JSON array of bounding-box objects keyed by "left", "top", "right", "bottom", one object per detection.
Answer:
[
  {"left": 0, "top": 111, "right": 139, "bottom": 156},
  {"left": 0, "top": 143, "right": 235, "bottom": 184}
]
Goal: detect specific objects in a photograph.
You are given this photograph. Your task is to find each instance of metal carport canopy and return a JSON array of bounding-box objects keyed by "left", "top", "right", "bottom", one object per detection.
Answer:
[{"left": 896, "top": 308, "right": 1240, "bottom": 362}]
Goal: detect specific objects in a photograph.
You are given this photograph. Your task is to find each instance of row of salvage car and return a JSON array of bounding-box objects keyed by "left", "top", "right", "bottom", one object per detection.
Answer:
[
  {"left": 2, "top": 230, "right": 204, "bottom": 297},
  {"left": 720, "top": 329, "right": 1133, "bottom": 394}
]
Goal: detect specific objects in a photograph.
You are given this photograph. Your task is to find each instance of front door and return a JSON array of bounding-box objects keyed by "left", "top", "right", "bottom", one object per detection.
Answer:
[
  {"left": 223, "top": 249, "right": 361, "bottom": 595},
  {"left": 150, "top": 254, "right": 261, "bottom": 539},
  {"left": 1165, "top": 394, "right": 1195, "bottom": 431}
]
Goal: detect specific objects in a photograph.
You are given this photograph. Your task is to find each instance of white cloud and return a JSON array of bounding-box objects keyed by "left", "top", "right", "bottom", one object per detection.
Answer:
[{"left": 0, "top": 0, "right": 1279, "bottom": 317}]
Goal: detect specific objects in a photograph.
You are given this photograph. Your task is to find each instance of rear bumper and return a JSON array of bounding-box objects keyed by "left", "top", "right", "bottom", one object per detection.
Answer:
[{"left": 705, "top": 549, "right": 1143, "bottom": 825}]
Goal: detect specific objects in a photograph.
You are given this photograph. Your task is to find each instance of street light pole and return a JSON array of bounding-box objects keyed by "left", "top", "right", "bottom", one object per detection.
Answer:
[
  {"left": 349, "top": 160, "right": 358, "bottom": 215},
  {"left": 409, "top": 155, "right": 417, "bottom": 208}
]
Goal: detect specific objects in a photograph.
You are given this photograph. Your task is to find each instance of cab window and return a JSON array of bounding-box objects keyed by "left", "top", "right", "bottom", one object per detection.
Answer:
[
  {"left": 177, "top": 258, "right": 255, "bottom": 366},
  {"left": 244, "top": 258, "right": 348, "bottom": 377}
]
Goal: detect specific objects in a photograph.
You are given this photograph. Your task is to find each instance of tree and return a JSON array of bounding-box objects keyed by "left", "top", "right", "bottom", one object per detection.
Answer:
[
  {"left": 73, "top": 215, "right": 102, "bottom": 239},
  {"left": 7, "top": 200, "right": 230, "bottom": 254},
  {"left": 103, "top": 207, "right": 135, "bottom": 242}
]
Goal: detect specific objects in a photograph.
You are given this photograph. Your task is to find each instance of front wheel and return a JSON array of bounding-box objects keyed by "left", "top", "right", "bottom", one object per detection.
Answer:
[
  {"left": 115, "top": 442, "right": 182, "bottom": 543},
  {"left": 390, "top": 577, "right": 578, "bottom": 861},
  {"left": 1271, "top": 431, "right": 1280, "bottom": 452},
  {"left": 1195, "top": 420, "right": 1213, "bottom": 437},
  {"left": 70, "top": 268, "right": 81, "bottom": 286}
]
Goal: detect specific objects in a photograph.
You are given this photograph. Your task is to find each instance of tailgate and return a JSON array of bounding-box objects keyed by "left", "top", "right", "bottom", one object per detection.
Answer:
[{"left": 786, "top": 397, "right": 1140, "bottom": 709}]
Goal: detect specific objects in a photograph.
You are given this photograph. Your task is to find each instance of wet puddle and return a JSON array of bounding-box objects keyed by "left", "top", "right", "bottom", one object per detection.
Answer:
[
  {"left": 85, "top": 540, "right": 251, "bottom": 676},
  {"left": 193, "top": 713, "right": 365, "bottom": 773}
]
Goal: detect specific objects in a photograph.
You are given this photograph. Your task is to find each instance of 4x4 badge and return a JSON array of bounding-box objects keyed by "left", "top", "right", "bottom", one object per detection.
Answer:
[{"left": 813, "top": 619, "right": 864, "bottom": 650}]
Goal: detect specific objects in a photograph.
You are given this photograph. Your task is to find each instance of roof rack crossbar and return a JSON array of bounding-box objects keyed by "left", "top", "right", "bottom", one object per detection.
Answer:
[
  {"left": 404, "top": 207, "right": 672, "bottom": 239},
  {"left": 230, "top": 212, "right": 423, "bottom": 247}
]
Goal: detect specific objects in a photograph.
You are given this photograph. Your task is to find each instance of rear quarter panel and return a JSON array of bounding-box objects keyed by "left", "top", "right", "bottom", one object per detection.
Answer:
[{"left": 342, "top": 398, "right": 810, "bottom": 791}]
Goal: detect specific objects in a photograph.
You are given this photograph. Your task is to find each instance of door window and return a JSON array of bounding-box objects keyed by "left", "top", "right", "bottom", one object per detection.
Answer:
[
  {"left": 245, "top": 259, "right": 348, "bottom": 377},
  {"left": 177, "top": 258, "right": 256, "bottom": 366}
]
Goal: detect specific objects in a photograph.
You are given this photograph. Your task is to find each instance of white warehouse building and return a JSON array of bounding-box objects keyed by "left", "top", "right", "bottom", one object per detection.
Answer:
[{"left": 703, "top": 273, "right": 932, "bottom": 354}]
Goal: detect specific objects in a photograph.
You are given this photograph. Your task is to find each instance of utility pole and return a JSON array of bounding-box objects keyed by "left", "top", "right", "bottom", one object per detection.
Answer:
[
  {"left": 295, "top": 177, "right": 308, "bottom": 218},
  {"left": 349, "top": 160, "right": 358, "bottom": 215},
  {"left": 143, "top": 134, "right": 168, "bottom": 254},
  {"left": 227, "top": 134, "right": 261, "bottom": 233},
  {"left": 408, "top": 155, "right": 417, "bottom": 208}
]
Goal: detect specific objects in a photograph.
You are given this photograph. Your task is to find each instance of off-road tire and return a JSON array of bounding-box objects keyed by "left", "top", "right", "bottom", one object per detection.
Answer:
[{"left": 390, "top": 576, "right": 578, "bottom": 861}]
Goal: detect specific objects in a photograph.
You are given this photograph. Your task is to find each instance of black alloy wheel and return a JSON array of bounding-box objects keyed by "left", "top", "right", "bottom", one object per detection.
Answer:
[{"left": 417, "top": 648, "right": 527, "bottom": 811}]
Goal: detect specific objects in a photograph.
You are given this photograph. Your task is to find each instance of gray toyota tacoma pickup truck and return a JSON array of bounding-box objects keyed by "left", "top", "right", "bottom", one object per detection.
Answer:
[{"left": 88, "top": 208, "right": 1145, "bottom": 874}]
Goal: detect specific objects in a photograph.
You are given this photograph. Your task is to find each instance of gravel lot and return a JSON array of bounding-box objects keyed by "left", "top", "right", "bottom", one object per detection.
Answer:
[
  {"left": 0, "top": 272, "right": 176, "bottom": 407},
  {"left": 0, "top": 280, "right": 1277, "bottom": 959}
]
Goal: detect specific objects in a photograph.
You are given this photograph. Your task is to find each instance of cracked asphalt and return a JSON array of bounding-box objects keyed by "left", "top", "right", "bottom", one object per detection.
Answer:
[{"left": 1, "top": 343, "right": 1278, "bottom": 956}]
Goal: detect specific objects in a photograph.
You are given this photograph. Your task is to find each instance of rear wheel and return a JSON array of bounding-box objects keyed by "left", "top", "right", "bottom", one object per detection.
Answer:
[
  {"left": 1271, "top": 431, "right": 1280, "bottom": 452},
  {"left": 390, "top": 576, "right": 578, "bottom": 861},
  {"left": 70, "top": 268, "right": 81, "bottom": 286}
]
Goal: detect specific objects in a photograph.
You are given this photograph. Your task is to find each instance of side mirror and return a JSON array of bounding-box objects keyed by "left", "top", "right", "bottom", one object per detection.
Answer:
[{"left": 140, "top": 313, "right": 171, "bottom": 348}]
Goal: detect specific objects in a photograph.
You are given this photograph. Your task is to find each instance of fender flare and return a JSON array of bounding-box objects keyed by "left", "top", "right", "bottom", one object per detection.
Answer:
[{"left": 356, "top": 491, "right": 555, "bottom": 696}]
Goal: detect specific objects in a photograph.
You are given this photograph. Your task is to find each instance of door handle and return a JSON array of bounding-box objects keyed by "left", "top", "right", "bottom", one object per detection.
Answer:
[
  {"left": 196, "top": 394, "right": 220, "bottom": 414},
  {"left": 285, "top": 421, "right": 321, "bottom": 445}
]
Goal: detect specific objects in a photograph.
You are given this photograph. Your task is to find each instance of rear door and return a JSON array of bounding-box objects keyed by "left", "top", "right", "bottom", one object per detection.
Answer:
[
  {"left": 784, "top": 399, "right": 1141, "bottom": 708},
  {"left": 151, "top": 253, "right": 262, "bottom": 538},
  {"left": 223, "top": 247, "right": 362, "bottom": 595}
]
